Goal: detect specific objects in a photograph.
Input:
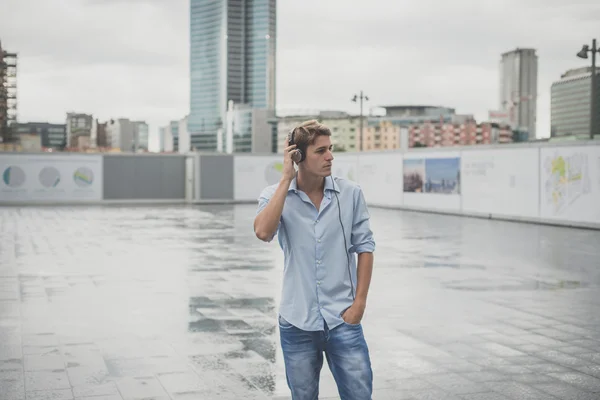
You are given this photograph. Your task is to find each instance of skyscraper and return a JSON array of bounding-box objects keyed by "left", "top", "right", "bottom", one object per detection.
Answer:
[
  {"left": 0, "top": 40, "right": 18, "bottom": 147},
  {"left": 499, "top": 48, "right": 538, "bottom": 139},
  {"left": 189, "top": 0, "right": 276, "bottom": 151},
  {"left": 551, "top": 66, "right": 600, "bottom": 139}
]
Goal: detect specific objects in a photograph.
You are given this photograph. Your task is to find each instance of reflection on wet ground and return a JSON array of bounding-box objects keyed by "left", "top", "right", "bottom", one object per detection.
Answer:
[{"left": 1, "top": 204, "right": 600, "bottom": 400}]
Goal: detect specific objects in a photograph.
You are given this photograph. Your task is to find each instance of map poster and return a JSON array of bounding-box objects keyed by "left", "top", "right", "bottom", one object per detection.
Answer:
[{"left": 540, "top": 146, "right": 600, "bottom": 223}]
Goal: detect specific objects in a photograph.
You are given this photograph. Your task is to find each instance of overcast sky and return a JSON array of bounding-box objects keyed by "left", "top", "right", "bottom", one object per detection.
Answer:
[{"left": 1, "top": 0, "right": 599, "bottom": 150}]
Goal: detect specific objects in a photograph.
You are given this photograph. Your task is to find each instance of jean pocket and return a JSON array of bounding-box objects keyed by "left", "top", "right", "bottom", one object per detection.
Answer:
[
  {"left": 278, "top": 314, "right": 294, "bottom": 329},
  {"left": 339, "top": 307, "right": 361, "bottom": 326}
]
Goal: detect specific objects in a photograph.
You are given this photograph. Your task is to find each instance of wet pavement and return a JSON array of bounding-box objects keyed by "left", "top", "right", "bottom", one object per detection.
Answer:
[{"left": 1, "top": 204, "right": 600, "bottom": 400}]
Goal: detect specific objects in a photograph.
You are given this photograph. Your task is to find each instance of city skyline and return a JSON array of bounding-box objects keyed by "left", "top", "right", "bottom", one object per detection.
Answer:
[{"left": 0, "top": 0, "right": 598, "bottom": 151}]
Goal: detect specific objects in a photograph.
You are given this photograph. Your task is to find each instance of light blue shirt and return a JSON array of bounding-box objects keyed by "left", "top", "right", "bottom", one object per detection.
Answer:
[{"left": 256, "top": 174, "right": 375, "bottom": 332}]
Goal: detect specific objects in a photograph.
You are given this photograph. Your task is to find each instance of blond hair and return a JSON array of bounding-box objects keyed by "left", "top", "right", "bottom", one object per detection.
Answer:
[{"left": 290, "top": 120, "right": 331, "bottom": 149}]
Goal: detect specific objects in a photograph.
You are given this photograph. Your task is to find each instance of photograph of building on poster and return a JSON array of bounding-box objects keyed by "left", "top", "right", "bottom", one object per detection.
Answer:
[
  {"left": 403, "top": 157, "right": 460, "bottom": 194},
  {"left": 403, "top": 159, "right": 425, "bottom": 192}
]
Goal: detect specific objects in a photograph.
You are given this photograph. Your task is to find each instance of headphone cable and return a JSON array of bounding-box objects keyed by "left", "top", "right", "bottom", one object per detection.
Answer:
[{"left": 331, "top": 176, "right": 355, "bottom": 301}]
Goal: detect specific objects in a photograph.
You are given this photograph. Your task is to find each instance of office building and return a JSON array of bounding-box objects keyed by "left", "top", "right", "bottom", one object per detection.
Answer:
[
  {"left": 406, "top": 121, "right": 512, "bottom": 149},
  {"left": 223, "top": 101, "right": 274, "bottom": 153},
  {"left": 14, "top": 122, "right": 67, "bottom": 151},
  {"left": 274, "top": 112, "right": 361, "bottom": 153},
  {"left": 158, "top": 124, "right": 175, "bottom": 153},
  {"left": 379, "top": 105, "right": 455, "bottom": 118},
  {"left": 362, "top": 105, "right": 469, "bottom": 151},
  {"left": 0, "top": 40, "right": 17, "bottom": 148},
  {"left": 133, "top": 121, "right": 149, "bottom": 151},
  {"left": 551, "top": 66, "right": 600, "bottom": 139},
  {"left": 105, "top": 118, "right": 134, "bottom": 152},
  {"left": 66, "top": 113, "right": 93, "bottom": 150},
  {"left": 189, "top": 0, "right": 276, "bottom": 151},
  {"left": 499, "top": 48, "right": 538, "bottom": 138},
  {"left": 94, "top": 120, "right": 109, "bottom": 149}
]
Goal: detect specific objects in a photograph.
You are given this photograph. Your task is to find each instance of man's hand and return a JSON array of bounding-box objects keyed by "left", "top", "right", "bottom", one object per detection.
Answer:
[
  {"left": 341, "top": 301, "right": 365, "bottom": 325},
  {"left": 282, "top": 137, "right": 297, "bottom": 182}
]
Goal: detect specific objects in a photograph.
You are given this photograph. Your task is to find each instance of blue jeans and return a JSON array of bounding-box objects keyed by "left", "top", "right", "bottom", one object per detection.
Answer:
[{"left": 278, "top": 314, "right": 373, "bottom": 400}]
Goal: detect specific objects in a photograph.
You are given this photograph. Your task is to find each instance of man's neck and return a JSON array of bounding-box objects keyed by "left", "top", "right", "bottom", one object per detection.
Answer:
[{"left": 297, "top": 171, "right": 325, "bottom": 195}]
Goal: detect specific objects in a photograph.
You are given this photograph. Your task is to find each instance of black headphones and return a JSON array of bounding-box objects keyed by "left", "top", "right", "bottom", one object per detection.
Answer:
[
  {"left": 288, "top": 128, "right": 306, "bottom": 163},
  {"left": 331, "top": 175, "right": 355, "bottom": 301}
]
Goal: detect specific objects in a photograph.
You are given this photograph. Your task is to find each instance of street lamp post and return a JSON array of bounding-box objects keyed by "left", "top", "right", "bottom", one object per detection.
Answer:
[
  {"left": 577, "top": 38, "right": 599, "bottom": 139},
  {"left": 351, "top": 91, "right": 369, "bottom": 151}
]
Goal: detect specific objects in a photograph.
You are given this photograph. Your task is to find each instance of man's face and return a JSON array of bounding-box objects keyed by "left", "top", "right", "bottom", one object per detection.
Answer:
[{"left": 302, "top": 135, "right": 334, "bottom": 177}]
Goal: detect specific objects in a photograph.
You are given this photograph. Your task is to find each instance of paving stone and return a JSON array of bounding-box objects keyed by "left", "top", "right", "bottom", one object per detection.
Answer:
[
  {"left": 482, "top": 381, "right": 556, "bottom": 400},
  {"left": 71, "top": 381, "right": 120, "bottom": 398},
  {"left": 421, "top": 372, "right": 489, "bottom": 395},
  {"left": 460, "top": 371, "right": 512, "bottom": 383},
  {"left": 533, "top": 382, "right": 600, "bottom": 400},
  {"left": 460, "top": 393, "right": 511, "bottom": 400},
  {"left": 547, "top": 371, "right": 600, "bottom": 392},
  {"left": 24, "top": 370, "right": 71, "bottom": 392},
  {"left": 0, "top": 378, "right": 25, "bottom": 400},
  {"left": 24, "top": 354, "right": 65, "bottom": 371},
  {"left": 25, "top": 389, "right": 74, "bottom": 400},
  {"left": 74, "top": 395, "right": 123, "bottom": 400},
  {"left": 1, "top": 205, "right": 600, "bottom": 399},
  {"left": 114, "top": 376, "right": 170, "bottom": 399}
]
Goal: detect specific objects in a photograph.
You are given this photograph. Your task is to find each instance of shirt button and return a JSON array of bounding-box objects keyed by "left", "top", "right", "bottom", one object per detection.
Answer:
[
  {"left": 317, "top": 260, "right": 321, "bottom": 264},
  {"left": 315, "top": 219, "right": 319, "bottom": 223},
  {"left": 317, "top": 239, "right": 321, "bottom": 243},
  {"left": 317, "top": 281, "right": 321, "bottom": 285}
]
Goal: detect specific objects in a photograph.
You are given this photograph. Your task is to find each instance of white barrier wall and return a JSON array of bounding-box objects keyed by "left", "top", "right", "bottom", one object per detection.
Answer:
[
  {"left": 2, "top": 142, "right": 598, "bottom": 229},
  {"left": 357, "top": 153, "right": 404, "bottom": 208},
  {"left": 0, "top": 154, "right": 103, "bottom": 203},
  {"left": 331, "top": 153, "right": 359, "bottom": 182},
  {"left": 461, "top": 148, "right": 539, "bottom": 218},
  {"left": 235, "top": 142, "right": 600, "bottom": 229}
]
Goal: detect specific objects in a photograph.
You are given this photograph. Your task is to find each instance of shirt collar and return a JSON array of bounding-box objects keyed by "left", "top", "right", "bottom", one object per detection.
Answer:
[{"left": 288, "top": 174, "right": 340, "bottom": 194}]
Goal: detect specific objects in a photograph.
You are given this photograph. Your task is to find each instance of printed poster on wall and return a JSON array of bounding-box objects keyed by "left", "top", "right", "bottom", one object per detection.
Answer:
[
  {"left": 234, "top": 155, "right": 282, "bottom": 201},
  {"left": 540, "top": 146, "right": 600, "bottom": 223},
  {"left": 403, "top": 157, "right": 460, "bottom": 194},
  {"left": 461, "top": 148, "right": 539, "bottom": 218},
  {"left": 0, "top": 154, "right": 103, "bottom": 202}
]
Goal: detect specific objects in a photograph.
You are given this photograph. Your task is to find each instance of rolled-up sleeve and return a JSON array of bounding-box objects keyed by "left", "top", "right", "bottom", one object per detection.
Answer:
[
  {"left": 256, "top": 185, "right": 280, "bottom": 241},
  {"left": 350, "top": 187, "right": 375, "bottom": 254}
]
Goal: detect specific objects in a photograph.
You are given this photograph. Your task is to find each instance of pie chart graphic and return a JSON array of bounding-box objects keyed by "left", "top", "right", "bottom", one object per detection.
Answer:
[
  {"left": 39, "top": 166, "right": 61, "bottom": 188},
  {"left": 73, "top": 167, "right": 94, "bottom": 187},
  {"left": 2, "top": 166, "right": 26, "bottom": 188},
  {"left": 264, "top": 161, "right": 284, "bottom": 185}
]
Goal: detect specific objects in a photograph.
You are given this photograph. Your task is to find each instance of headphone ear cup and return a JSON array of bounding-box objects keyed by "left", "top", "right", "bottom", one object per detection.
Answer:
[{"left": 299, "top": 149, "right": 305, "bottom": 162}]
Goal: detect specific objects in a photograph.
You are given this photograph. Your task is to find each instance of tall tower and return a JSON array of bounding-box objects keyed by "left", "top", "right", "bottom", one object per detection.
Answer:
[
  {"left": 189, "top": 0, "right": 276, "bottom": 151},
  {"left": 499, "top": 48, "right": 538, "bottom": 139},
  {"left": 0, "top": 40, "right": 18, "bottom": 147}
]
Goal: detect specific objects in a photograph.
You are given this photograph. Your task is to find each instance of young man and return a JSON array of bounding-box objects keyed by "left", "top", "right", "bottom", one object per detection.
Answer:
[{"left": 254, "top": 120, "right": 375, "bottom": 400}]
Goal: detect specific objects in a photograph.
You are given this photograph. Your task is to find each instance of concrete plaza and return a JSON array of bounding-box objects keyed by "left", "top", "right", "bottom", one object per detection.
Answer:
[{"left": 1, "top": 204, "right": 599, "bottom": 400}]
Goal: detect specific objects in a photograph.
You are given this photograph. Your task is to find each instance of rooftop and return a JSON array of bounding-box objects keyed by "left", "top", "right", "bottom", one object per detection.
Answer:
[{"left": 1, "top": 204, "right": 599, "bottom": 399}]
